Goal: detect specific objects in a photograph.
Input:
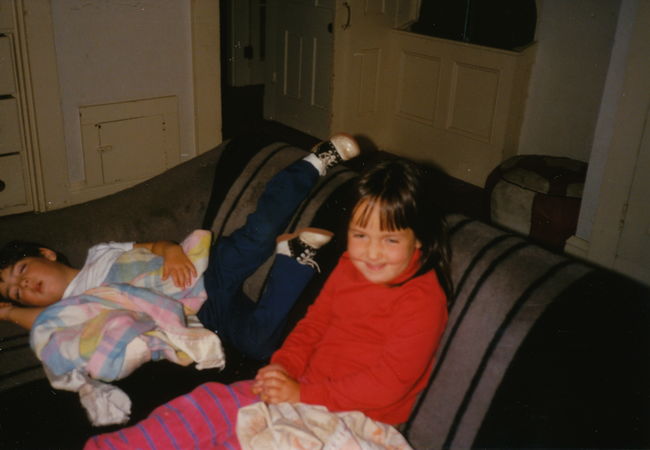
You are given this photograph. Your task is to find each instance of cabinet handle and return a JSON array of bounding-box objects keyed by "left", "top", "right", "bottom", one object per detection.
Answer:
[{"left": 0, "top": 179, "right": 5, "bottom": 192}]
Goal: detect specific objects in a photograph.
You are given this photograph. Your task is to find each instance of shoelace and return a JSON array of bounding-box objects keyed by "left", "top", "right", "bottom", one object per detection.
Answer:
[
  {"left": 296, "top": 246, "right": 321, "bottom": 272},
  {"left": 316, "top": 142, "right": 342, "bottom": 169},
  {"left": 318, "top": 150, "right": 342, "bottom": 169}
]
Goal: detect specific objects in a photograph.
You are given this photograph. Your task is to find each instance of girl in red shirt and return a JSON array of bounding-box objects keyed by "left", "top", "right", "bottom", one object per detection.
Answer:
[
  {"left": 86, "top": 158, "right": 451, "bottom": 449},
  {"left": 253, "top": 158, "right": 451, "bottom": 425}
]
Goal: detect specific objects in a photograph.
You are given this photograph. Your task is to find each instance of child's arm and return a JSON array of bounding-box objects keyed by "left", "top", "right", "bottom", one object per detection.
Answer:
[
  {"left": 0, "top": 302, "right": 45, "bottom": 330},
  {"left": 251, "top": 273, "right": 340, "bottom": 403},
  {"left": 134, "top": 241, "right": 197, "bottom": 288},
  {"left": 253, "top": 271, "right": 340, "bottom": 404}
]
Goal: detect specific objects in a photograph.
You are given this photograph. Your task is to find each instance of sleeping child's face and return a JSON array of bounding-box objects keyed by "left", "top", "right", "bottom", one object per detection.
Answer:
[
  {"left": 347, "top": 200, "right": 421, "bottom": 284},
  {"left": 0, "top": 249, "right": 78, "bottom": 307}
]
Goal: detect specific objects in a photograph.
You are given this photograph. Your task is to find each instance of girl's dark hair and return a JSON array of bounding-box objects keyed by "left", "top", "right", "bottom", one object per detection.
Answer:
[
  {"left": 351, "top": 158, "right": 452, "bottom": 297},
  {"left": 0, "top": 241, "right": 70, "bottom": 271}
]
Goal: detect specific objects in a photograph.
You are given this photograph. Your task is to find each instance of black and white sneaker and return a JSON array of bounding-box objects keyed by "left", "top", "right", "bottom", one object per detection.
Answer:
[
  {"left": 276, "top": 228, "right": 334, "bottom": 271},
  {"left": 311, "top": 133, "right": 360, "bottom": 172}
]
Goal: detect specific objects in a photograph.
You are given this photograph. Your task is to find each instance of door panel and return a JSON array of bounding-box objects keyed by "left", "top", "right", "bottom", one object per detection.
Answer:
[
  {"left": 265, "top": 0, "right": 334, "bottom": 140},
  {"left": 331, "top": 0, "right": 399, "bottom": 145}
]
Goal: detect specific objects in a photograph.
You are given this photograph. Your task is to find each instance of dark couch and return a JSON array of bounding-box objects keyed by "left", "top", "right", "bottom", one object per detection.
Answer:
[{"left": 1, "top": 136, "right": 648, "bottom": 449}]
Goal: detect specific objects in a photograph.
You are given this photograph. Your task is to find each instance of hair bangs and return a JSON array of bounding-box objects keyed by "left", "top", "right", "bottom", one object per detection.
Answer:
[{"left": 351, "top": 195, "right": 412, "bottom": 232}]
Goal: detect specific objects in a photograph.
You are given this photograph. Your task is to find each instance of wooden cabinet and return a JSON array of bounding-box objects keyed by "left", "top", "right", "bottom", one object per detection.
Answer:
[{"left": 382, "top": 31, "right": 536, "bottom": 187}]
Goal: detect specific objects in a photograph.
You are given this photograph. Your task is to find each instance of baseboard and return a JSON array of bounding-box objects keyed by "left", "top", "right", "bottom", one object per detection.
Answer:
[{"left": 564, "top": 235, "right": 590, "bottom": 258}]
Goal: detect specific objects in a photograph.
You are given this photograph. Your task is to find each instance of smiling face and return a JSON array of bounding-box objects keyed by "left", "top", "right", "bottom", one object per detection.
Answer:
[
  {"left": 347, "top": 200, "right": 421, "bottom": 285},
  {"left": 0, "top": 249, "right": 78, "bottom": 307}
]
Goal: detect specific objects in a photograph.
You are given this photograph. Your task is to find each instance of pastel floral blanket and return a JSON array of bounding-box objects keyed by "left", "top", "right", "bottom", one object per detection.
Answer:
[{"left": 30, "top": 230, "right": 225, "bottom": 426}]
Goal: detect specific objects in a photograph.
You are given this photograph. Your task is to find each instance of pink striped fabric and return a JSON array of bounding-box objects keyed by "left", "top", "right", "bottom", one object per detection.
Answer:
[{"left": 85, "top": 380, "right": 258, "bottom": 449}]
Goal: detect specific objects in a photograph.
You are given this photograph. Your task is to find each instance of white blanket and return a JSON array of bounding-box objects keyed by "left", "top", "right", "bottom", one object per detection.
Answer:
[{"left": 237, "top": 402, "right": 413, "bottom": 450}]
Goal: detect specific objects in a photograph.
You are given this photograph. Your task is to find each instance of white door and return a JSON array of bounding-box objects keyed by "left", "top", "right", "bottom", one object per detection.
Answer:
[
  {"left": 264, "top": 0, "right": 335, "bottom": 140},
  {"left": 265, "top": 0, "right": 418, "bottom": 140},
  {"left": 614, "top": 106, "right": 650, "bottom": 284},
  {"left": 589, "top": 2, "right": 650, "bottom": 286},
  {"left": 330, "top": 0, "right": 399, "bottom": 145}
]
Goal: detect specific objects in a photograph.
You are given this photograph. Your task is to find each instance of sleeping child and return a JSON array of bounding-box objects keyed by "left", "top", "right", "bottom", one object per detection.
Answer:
[{"left": 0, "top": 133, "right": 360, "bottom": 425}]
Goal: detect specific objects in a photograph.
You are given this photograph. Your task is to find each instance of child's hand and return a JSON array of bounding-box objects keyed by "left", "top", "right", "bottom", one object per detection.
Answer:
[
  {"left": 136, "top": 241, "right": 198, "bottom": 288},
  {"left": 252, "top": 364, "right": 300, "bottom": 404},
  {"left": 0, "top": 302, "right": 14, "bottom": 321},
  {"left": 161, "top": 244, "right": 197, "bottom": 288},
  {"left": 252, "top": 363, "right": 285, "bottom": 394}
]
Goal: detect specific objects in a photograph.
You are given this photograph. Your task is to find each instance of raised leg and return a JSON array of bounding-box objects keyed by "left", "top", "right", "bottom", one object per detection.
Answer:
[
  {"left": 198, "top": 159, "right": 319, "bottom": 333},
  {"left": 198, "top": 134, "right": 359, "bottom": 358}
]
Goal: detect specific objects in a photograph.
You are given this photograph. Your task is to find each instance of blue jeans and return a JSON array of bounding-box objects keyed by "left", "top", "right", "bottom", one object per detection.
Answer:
[{"left": 198, "top": 160, "right": 319, "bottom": 360}]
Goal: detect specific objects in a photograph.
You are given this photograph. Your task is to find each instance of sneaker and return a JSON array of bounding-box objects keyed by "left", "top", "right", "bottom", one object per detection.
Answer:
[
  {"left": 276, "top": 227, "right": 334, "bottom": 271},
  {"left": 311, "top": 133, "right": 360, "bottom": 171}
]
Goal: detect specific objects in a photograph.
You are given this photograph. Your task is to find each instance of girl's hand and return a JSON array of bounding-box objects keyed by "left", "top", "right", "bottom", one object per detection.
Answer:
[
  {"left": 161, "top": 244, "right": 197, "bottom": 288},
  {"left": 253, "top": 365, "right": 300, "bottom": 404},
  {"left": 252, "top": 363, "right": 285, "bottom": 395}
]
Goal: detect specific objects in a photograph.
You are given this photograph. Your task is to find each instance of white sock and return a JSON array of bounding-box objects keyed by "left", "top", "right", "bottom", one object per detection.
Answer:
[
  {"left": 276, "top": 240, "right": 290, "bottom": 257},
  {"left": 304, "top": 153, "right": 326, "bottom": 176}
]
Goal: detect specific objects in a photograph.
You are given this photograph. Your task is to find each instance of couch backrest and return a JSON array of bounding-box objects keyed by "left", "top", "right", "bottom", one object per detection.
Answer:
[
  {"left": 404, "top": 215, "right": 650, "bottom": 449},
  {"left": 403, "top": 215, "right": 592, "bottom": 447}
]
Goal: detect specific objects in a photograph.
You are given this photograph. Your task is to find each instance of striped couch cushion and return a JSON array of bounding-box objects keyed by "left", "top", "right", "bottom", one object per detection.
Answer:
[{"left": 405, "top": 214, "right": 650, "bottom": 448}]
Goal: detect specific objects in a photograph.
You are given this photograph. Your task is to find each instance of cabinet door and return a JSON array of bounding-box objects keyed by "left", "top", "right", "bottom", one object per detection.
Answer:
[
  {"left": 0, "top": 36, "right": 15, "bottom": 94},
  {"left": 0, "top": 98, "right": 30, "bottom": 215},
  {"left": 79, "top": 96, "right": 180, "bottom": 189},
  {"left": 0, "top": 31, "right": 34, "bottom": 216},
  {"left": 0, "top": 97, "right": 22, "bottom": 154},
  {"left": 0, "top": 153, "right": 27, "bottom": 210},
  {"left": 0, "top": 0, "right": 14, "bottom": 29}
]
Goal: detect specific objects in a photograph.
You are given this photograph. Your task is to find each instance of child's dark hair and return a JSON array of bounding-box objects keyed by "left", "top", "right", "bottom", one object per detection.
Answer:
[
  {"left": 351, "top": 158, "right": 452, "bottom": 296},
  {"left": 0, "top": 240, "right": 70, "bottom": 271}
]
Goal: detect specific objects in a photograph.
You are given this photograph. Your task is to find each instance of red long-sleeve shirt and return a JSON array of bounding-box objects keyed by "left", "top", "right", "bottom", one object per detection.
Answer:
[{"left": 272, "top": 250, "right": 448, "bottom": 425}]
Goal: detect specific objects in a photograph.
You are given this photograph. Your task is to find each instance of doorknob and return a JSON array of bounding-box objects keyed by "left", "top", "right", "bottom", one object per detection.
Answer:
[{"left": 342, "top": 2, "right": 351, "bottom": 30}]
